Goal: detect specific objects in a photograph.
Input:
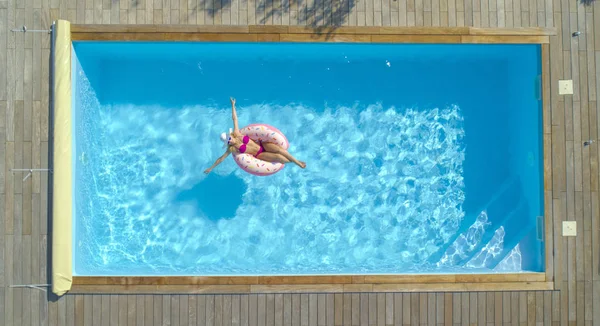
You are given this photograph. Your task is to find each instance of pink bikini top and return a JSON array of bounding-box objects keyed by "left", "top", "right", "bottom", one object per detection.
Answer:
[
  {"left": 233, "top": 135, "right": 251, "bottom": 153},
  {"left": 229, "top": 134, "right": 265, "bottom": 157}
]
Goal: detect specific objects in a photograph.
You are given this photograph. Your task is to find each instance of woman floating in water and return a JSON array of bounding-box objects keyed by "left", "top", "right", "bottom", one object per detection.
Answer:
[{"left": 204, "top": 98, "right": 306, "bottom": 175}]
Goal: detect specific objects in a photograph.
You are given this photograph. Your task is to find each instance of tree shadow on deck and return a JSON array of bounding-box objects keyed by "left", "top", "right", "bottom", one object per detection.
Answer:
[{"left": 200, "top": 0, "right": 357, "bottom": 39}]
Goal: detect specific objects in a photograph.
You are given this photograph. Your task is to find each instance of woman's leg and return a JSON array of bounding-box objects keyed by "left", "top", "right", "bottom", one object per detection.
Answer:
[
  {"left": 256, "top": 152, "right": 290, "bottom": 164},
  {"left": 261, "top": 142, "right": 306, "bottom": 168}
]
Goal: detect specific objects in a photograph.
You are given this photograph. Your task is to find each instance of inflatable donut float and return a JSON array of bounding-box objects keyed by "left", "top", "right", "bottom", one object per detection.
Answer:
[{"left": 233, "top": 124, "right": 290, "bottom": 176}]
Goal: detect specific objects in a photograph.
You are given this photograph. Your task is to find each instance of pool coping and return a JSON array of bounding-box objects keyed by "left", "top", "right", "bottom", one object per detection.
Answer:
[
  {"left": 69, "top": 24, "right": 555, "bottom": 43},
  {"left": 71, "top": 274, "right": 553, "bottom": 293},
  {"left": 61, "top": 24, "right": 555, "bottom": 294}
]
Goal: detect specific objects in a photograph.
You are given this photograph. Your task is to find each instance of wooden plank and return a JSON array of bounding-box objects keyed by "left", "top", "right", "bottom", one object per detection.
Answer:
[
  {"left": 421, "top": 293, "right": 429, "bottom": 325},
  {"left": 230, "top": 294, "right": 239, "bottom": 326},
  {"left": 452, "top": 293, "right": 460, "bottom": 325},
  {"left": 291, "top": 294, "right": 300, "bottom": 326},
  {"left": 0, "top": 7, "right": 6, "bottom": 100},
  {"left": 266, "top": 294, "right": 275, "bottom": 326},
  {"left": 74, "top": 295, "right": 84, "bottom": 326},
  {"left": 552, "top": 118, "right": 567, "bottom": 195},
  {"left": 536, "top": 292, "right": 544, "bottom": 324},
  {"left": 127, "top": 295, "right": 135, "bottom": 326},
  {"left": 280, "top": 33, "right": 371, "bottom": 42},
  {"left": 494, "top": 292, "right": 501, "bottom": 326},
  {"left": 0, "top": 200, "right": 3, "bottom": 286},
  {"left": 144, "top": 295, "right": 153, "bottom": 326},
  {"left": 461, "top": 34, "right": 549, "bottom": 42},
  {"left": 197, "top": 295, "right": 207, "bottom": 325},
  {"left": 510, "top": 292, "right": 518, "bottom": 326},
  {"left": 461, "top": 292, "right": 469, "bottom": 326},
  {"left": 108, "top": 295, "right": 117, "bottom": 326},
  {"left": 386, "top": 293, "right": 394, "bottom": 326},
  {"left": 594, "top": 282, "right": 600, "bottom": 325},
  {"left": 301, "top": 294, "right": 309, "bottom": 326},
  {"left": 260, "top": 276, "right": 351, "bottom": 285},
  {"left": 543, "top": 43, "right": 552, "bottom": 133},
  {"left": 545, "top": 189, "right": 554, "bottom": 280},
  {"left": 90, "top": 294, "right": 101, "bottom": 325},
  {"left": 39, "top": 235, "right": 47, "bottom": 325},
  {"left": 29, "top": 225, "right": 39, "bottom": 323},
  {"left": 21, "top": 236, "right": 31, "bottom": 326},
  {"left": 379, "top": 26, "right": 470, "bottom": 34},
  {"left": 411, "top": 293, "right": 419, "bottom": 325},
  {"left": 543, "top": 292, "right": 551, "bottom": 325},
  {"left": 14, "top": 17, "right": 24, "bottom": 102},
  {"left": 553, "top": 195, "right": 564, "bottom": 285},
  {"left": 369, "top": 282, "right": 553, "bottom": 292},
  {"left": 576, "top": 191, "right": 585, "bottom": 280},
  {"left": 394, "top": 293, "right": 403, "bottom": 326},
  {"left": 326, "top": 293, "right": 335, "bottom": 326},
  {"left": 368, "top": 293, "right": 377, "bottom": 325},
  {"left": 586, "top": 13, "right": 595, "bottom": 102},
  {"left": 135, "top": 295, "right": 144, "bottom": 326},
  {"left": 74, "top": 276, "right": 260, "bottom": 286},
  {"left": 118, "top": 295, "right": 127, "bottom": 326},
  {"left": 84, "top": 295, "right": 92, "bottom": 326},
  {"left": 218, "top": 295, "right": 227, "bottom": 326},
  {"left": 5, "top": 54, "right": 15, "bottom": 136},
  {"left": 360, "top": 293, "right": 368, "bottom": 326},
  {"left": 179, "top": 295, "right": 189, "bottom": 326},
  {"left": 577, "top": 282, "right": 585, "bottom": 323},
  {"left": 153, "top": 295, "right": 162, "bottom": 325},
  {"left": 284, "top": 294, "right": 292, "bottom": 326},
  {"left": 71, "top": 284, "right": 254, "bottom": 294},
  {"left": 594, "top": 191, "right": 600, "bottom": 282},
  {"left": 214, "top": 295, "right": 223, "bottom": 326},
  {"left": 373, "top": 34, "right": 460, "bottom": 42},
  {"left": 69, "top": 25, "right": 554, "bottom": 40},
  {"left": 100, "top": 294, "right": 110, "bottom": 326},
  {"left": 527, "top": 292, "right": 535, "bottom": 326},
  {"left": 402, "top": 292, "right": 411, "bottom": 325},
  {"left": 254, "top": 285, "right": 343, "bottom": 294},
  {"left": 47, "top": 292, "right": 57, "bottom": 326},
  {"left": 12, "top": 238, "right": 22, "bottom": 326},
  {"left": 335, "top": 293, "right": 344, "bottom": 326},
  {"left": 275, "top": 294, "right": 284, "bottom": 326},
  {"left": 0, "top": 289, "right": 4, "bottom": 326},
  {"left": 590, "top": 128, "right": 598, "bottom": 193},
  {"left": 436, "top": 293, "right": 444, "bottom": 325},
  {"left": 0, "top": 206, "right": 12, "bottom": 306},
  {"left": 207, "top": 295, "right": 215, "bottom": 326},
  {"left": 56, "top": 295, "right": 68, "bottom": 326},
  {"left": 444, "top": 293, "right": 452, "bottom": 326},
  {"left": 502, "top": 292, "right": 510, "bottom": 324},
  {"left": 552, "top": 290, "right": 560, "bottom": 322},
  {"left": 365, "top": 275, "right": 455, "bottom": 284}
]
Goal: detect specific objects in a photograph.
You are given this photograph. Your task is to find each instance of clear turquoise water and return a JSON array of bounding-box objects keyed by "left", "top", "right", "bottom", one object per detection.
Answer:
[{"left": 72, "top": 42, "right": 544, "bottom": 276}]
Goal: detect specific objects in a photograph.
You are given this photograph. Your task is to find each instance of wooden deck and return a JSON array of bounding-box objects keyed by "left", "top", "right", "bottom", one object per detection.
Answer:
[{"left": 0, "top": 0, "right": 599, "bottom": 324}]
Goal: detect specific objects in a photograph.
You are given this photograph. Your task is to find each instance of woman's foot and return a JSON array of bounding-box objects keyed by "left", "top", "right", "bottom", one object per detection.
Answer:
[{"left": 297, "top": 161, "right": 306, "bottom": 169}]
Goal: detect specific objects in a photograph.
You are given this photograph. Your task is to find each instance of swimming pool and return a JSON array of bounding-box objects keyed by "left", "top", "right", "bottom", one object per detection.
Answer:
[{"left": 71, "top": 41, "right": 544, "bottom": 276}]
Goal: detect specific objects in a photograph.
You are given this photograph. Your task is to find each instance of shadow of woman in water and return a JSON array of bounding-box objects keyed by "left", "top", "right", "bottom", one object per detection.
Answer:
[{"left": 175, "top": 173, "right": 247, "bottom": 221}]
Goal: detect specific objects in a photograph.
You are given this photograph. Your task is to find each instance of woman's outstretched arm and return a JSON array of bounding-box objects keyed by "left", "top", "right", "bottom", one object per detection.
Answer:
[
  {"left": 230, "top": 97, "right": 239, "bottom": 132},
  {"left": 204, "top": 149, "right": 231, "bottom": 174}
]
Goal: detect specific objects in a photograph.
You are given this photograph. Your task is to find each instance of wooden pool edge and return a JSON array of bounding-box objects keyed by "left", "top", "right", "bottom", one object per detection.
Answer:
[
  {"left": 70, "top": 274, "right": 551, "bottom": 293},
  {"left": 69, "top": 25, "right": 555, "bottom": 43},
  {"left": 66, "top": 25, "right": 555, "bottom": 295}
]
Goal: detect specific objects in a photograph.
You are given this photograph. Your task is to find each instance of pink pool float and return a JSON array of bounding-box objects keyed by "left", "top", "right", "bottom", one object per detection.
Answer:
[{"left": 232, "top": 124, "right": 290, "bottom": 176}]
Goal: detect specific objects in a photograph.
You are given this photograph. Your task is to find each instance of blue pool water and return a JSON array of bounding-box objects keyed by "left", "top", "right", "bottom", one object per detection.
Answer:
[{"left": 72, "top": 42, "right": 544, "bottom": 276}]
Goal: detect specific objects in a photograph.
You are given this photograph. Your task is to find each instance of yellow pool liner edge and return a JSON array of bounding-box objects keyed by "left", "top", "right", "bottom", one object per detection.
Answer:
[{"left": 52, "top": 19, "right": 72, "bottom": 296}]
